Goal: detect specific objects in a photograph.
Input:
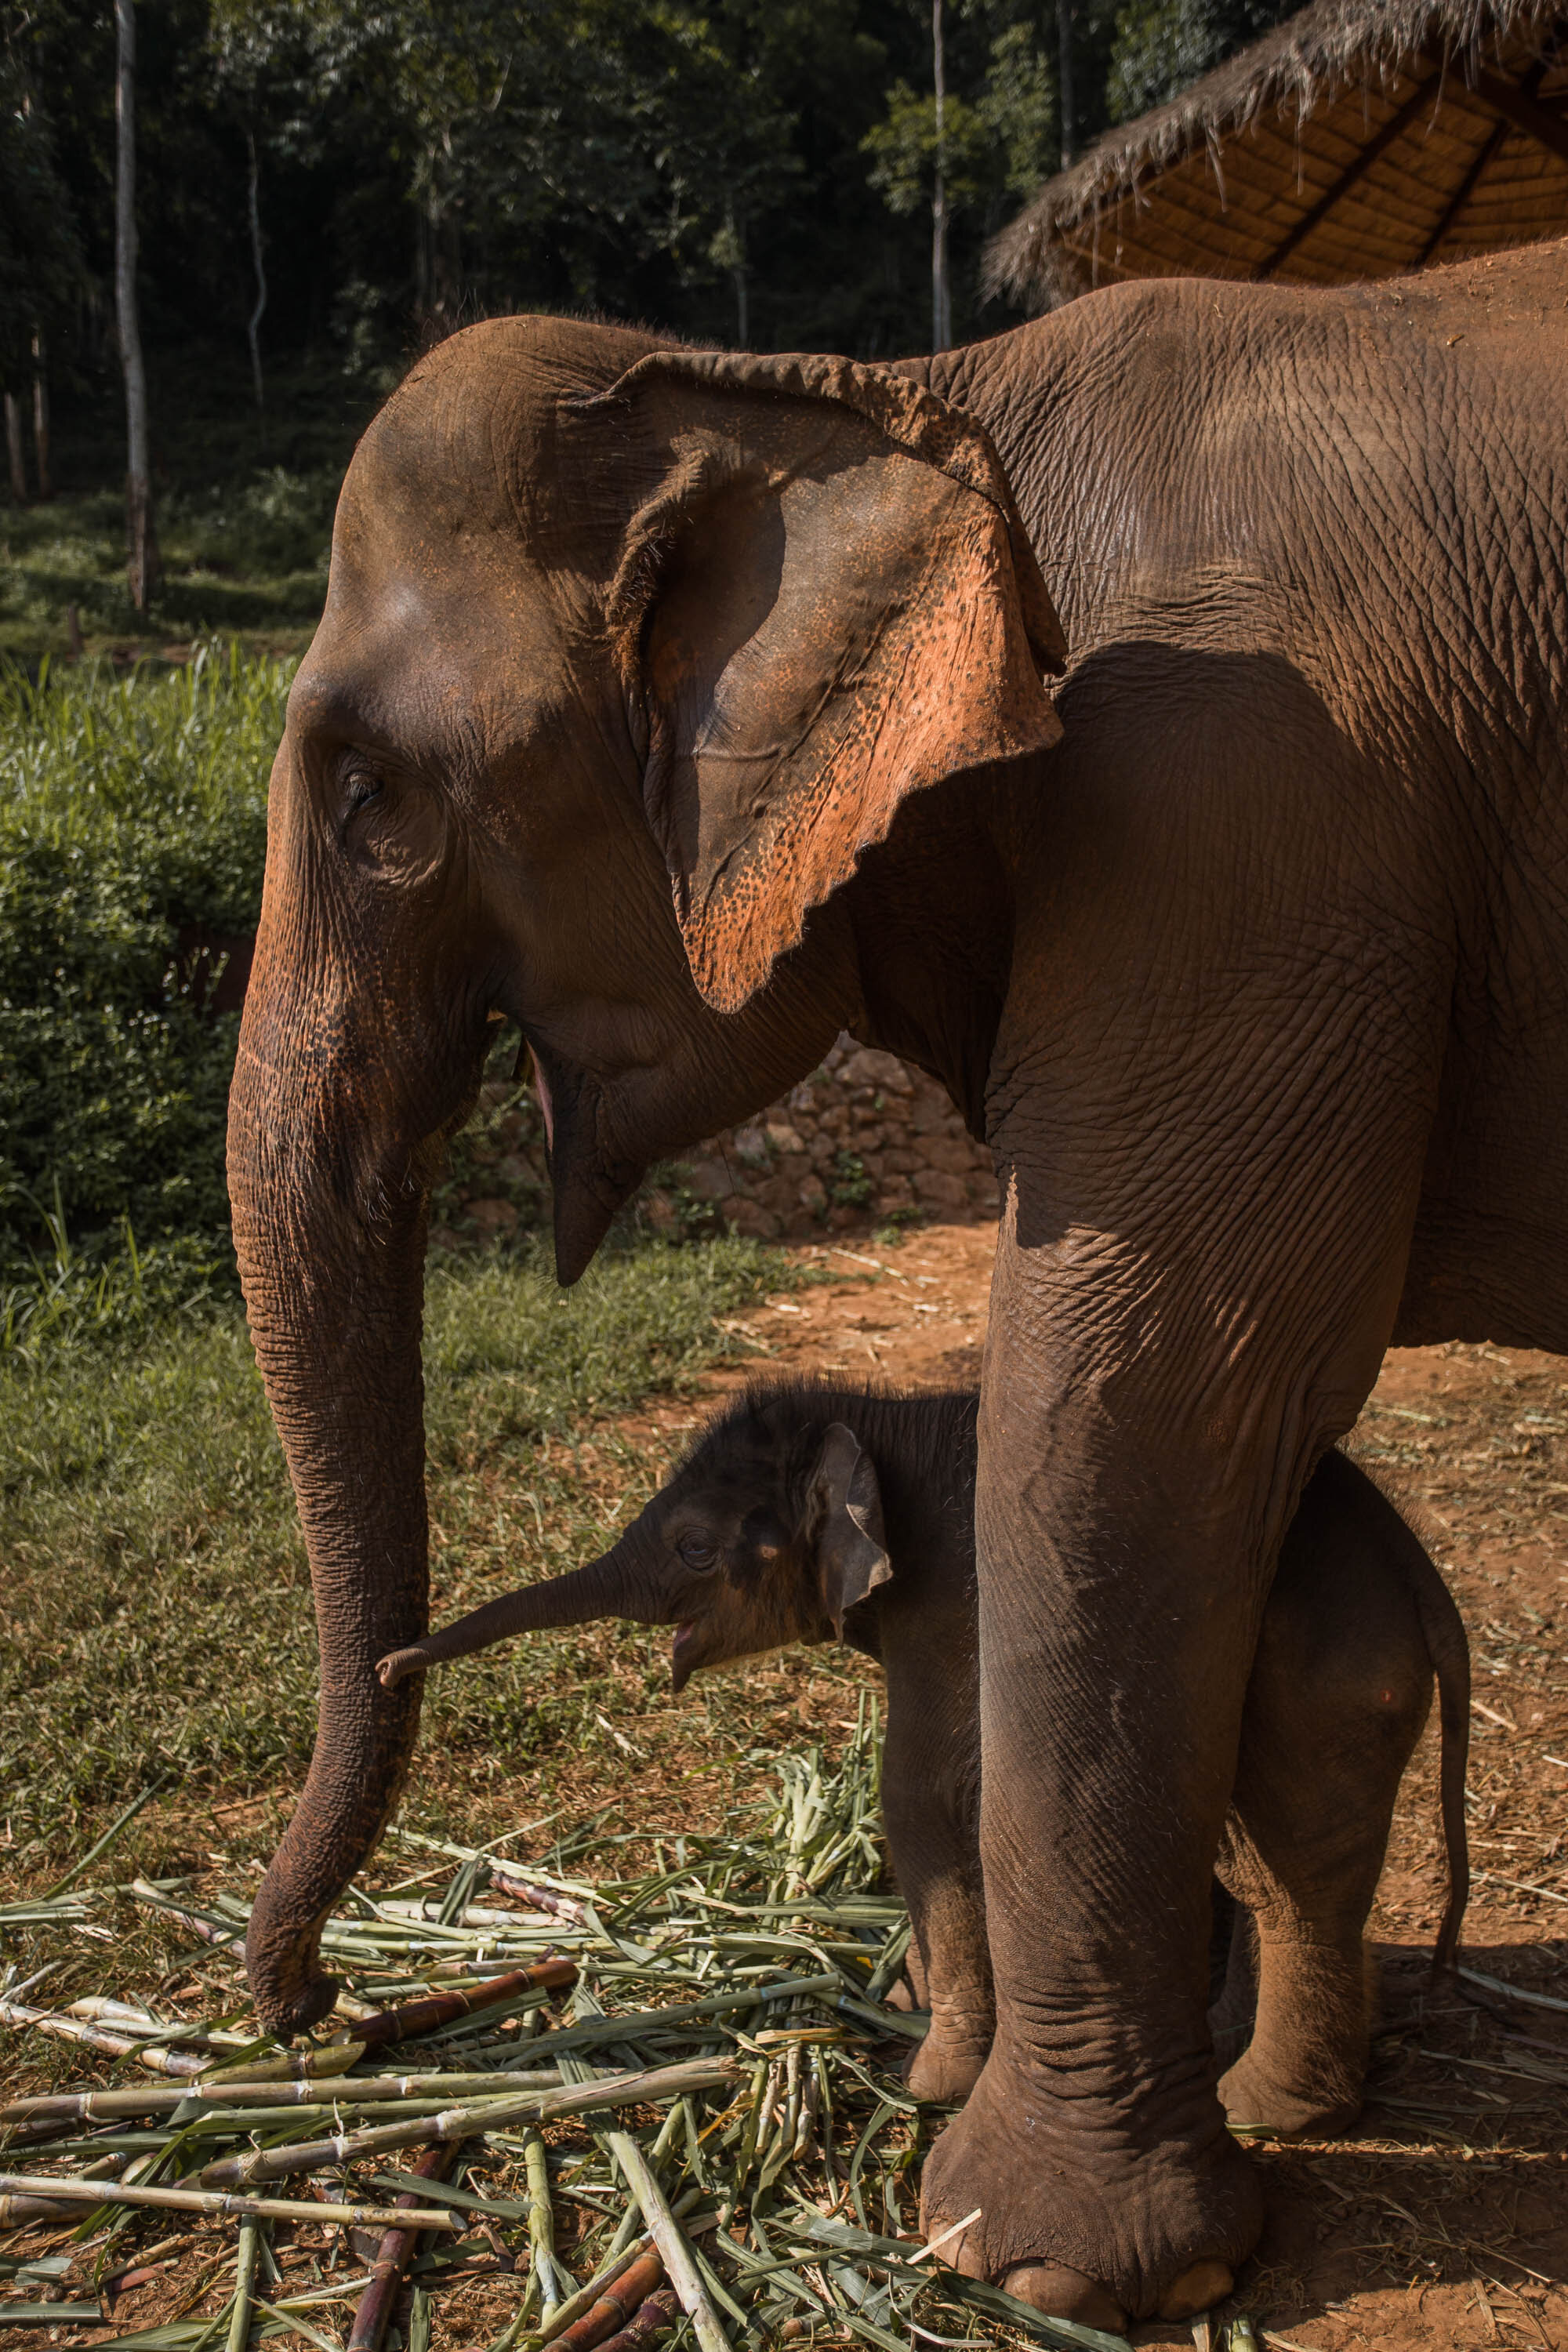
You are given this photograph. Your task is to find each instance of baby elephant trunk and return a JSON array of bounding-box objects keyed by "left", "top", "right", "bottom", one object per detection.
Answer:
[{"left": 376, "top": 1521, "right": 658, "bottom": 1688}]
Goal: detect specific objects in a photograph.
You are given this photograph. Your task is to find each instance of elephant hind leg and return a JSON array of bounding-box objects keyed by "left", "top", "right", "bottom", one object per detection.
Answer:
[
  {"left": 1214, "top": 1454, "right": 1434, "bottom": 2140},
  {"left": 1213, "top": 1854, "right": 1380, "bottom": 2140}
]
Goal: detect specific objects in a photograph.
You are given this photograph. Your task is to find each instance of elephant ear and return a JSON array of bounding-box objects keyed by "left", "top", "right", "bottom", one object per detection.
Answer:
[
  {"left": 810, "top": 1422, "right": 892, "bottom": 1639},
  {"left": 569, "top": 349, "right": 1066, "bottom": 1014}
]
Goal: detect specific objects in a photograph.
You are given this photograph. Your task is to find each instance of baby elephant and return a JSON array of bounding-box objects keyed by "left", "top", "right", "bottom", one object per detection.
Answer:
[{"left": 379, "top": 1381, "right": 1470, "bottom": 2136}]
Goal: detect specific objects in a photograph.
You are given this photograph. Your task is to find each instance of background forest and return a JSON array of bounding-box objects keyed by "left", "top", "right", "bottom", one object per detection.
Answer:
[{"left": 2, "top": 0, "right": 1301, "bottom": 500}]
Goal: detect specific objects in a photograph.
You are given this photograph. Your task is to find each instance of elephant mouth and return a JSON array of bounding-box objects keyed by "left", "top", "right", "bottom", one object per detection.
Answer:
[{"left": 670, "top": 1621, "right": 702, "bottom": 1692}]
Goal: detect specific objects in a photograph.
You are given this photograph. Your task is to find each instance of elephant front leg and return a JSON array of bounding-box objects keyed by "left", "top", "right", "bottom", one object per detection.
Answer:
[{"left": 917, "top": 1234, "right": 1404, "bottom": 2325}]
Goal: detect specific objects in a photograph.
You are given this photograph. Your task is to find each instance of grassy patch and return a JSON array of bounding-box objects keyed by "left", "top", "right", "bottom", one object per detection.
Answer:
[
  {"left": 3, "top": 349, "right": 376, "bottom": 666},
  {"left": 0, "top": 1232, "right": 847, "bottom": 1867},
  {"left": 0, "top": 474, "right": 336, "bottom": 664}
]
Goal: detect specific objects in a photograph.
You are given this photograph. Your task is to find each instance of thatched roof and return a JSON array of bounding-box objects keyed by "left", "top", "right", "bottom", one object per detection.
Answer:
[{"left": 985, "top": 0, "right": 1568, "bottom": 306}]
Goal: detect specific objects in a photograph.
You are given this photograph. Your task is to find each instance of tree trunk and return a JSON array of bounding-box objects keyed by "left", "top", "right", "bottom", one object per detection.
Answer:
[
  {"left": 114, "top": 0, "right": 160, "bottom": 613},
  {"left": 3, "top": 394, "right": 24, "bottom": 505},
  {"left": 1058, "top": 0, "right": 1075, "bottom": 168},
  {"left": 245, "top": 128, "right": 267, "bottom": 434},
  {"left": 31, "top": 333, "right": 51, "bottom": 500},
  {"left": 931, "top": 0, "right": 950, "bottom": 353}
]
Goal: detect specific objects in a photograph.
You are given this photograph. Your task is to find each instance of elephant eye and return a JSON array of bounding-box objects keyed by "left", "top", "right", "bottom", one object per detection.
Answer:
[
  {"left": 344, "top": 767, "right": 384, "bottom": 820},
  {"left": 677, "top": 1533, "right": 719, "bottom": 1571}
]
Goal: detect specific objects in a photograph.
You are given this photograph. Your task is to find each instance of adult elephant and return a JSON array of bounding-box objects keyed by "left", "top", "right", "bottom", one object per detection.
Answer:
[{"left": 227, "top": 239, "right": 1568, "bottom": 2328}]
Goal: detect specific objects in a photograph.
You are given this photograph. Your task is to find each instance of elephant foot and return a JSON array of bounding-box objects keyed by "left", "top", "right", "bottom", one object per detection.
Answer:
[
  {"left": 1219, "top": 2050, "right": 1363, "bottom": 2142},
  {"left": 905, "top": 2029, "right": 987, "bottom": 2104},
  {"left": 920, "top": 2047, "right": 1261, "bottom": 2325},
  {"left": 996, "top": 2265, "right": 1127, "bottom": 2332}
]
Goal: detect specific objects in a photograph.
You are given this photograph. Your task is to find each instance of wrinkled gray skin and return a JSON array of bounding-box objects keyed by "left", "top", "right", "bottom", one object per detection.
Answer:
[
  {"left": 379, "top": 1382, "right": 1471, "bottom": 2132},
  {"left": 227, "top": 239, "right": 1568, "bottom": 2325}
]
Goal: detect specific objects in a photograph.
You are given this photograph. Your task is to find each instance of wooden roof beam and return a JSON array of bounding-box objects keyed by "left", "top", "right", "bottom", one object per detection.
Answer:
[
  {"left": 1472, "top": 64, "right": 1568, "bottom": 167},
  {"left": 1257, "top": 71, "right": 1439, "bottom": 275},
  {"left": 1418, "top": 63, "right": 1545, "bottom": 265}
]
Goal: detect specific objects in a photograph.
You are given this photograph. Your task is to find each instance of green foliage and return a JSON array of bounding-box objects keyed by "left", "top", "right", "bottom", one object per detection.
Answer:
[
  {"left": 1105, "top": 0, "right": 1297, "bottom": 122},
  {"left": 863, "top": 20, "right": 1055, "bottom": 226},
  {"left": 977, "top": 20, "right": 1058, "bottom": 200},
  {"left": 0, "top": 1228, "right": 794, "bottom": 1842},
  {"left": 829, "top": 1149, "right": 873, "bottom": 1209},
  {"left": 863, "top": 80, "right": 992, "bottom": 218},
  {"left": 0, "top": 645, "right": 286, "bottom": 1265}
]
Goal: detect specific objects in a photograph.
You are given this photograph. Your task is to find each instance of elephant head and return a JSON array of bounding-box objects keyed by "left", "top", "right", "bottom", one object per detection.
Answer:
[
  {"left": 228, "top": 316, "right": 1063, "bottom": 2034},
  {"left": 376, "top": 1396, "right": 891, "bottom": 1694}
]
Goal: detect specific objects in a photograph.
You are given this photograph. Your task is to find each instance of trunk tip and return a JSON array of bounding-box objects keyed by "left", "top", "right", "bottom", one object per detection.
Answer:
[
  {"left": 376, "top": 1646, "right": 426, "bottom": 1689},
  {"left": 252, "top": 1966, "right": 339, "bottom": 2039}
]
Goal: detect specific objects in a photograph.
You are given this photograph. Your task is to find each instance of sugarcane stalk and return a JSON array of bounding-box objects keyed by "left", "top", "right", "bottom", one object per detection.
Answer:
[
  {"left": 128, "top": 1882, "right": 246, "bottom": 1952},
  {"left": 0, "top": 1997, "right": 205, "bottom": 2078},
  {"left": 595, "top": 2288, "right": 679, "bottom": 2350},
  {"left": 346, "top": 2144, "right": 455, "bottom": 2352},
  {"left": 489, "top": 1868, "right": 590, "bottom": 1926},
  {"left": 2, "top": 2071, "right": 564, "bottom": 2128},
  {"left": 523, "top": 2129, "right": 567, "bottom": 2318},
  {"left": 340, "top": 1962, "right": 577, "bottom": 2053},
  {"left": 197, "top": 2058, "right": 735, "bottom": 2190},
  {"left": 546, "top": 2249, "right": 666, "bottom": 2351},
  {"left": 601, "top": 2132, "right": 728, "bottom": 2352},
  {"left": 509, "top": 1974, "right": 839, "bottom": 2066},
  {"left": 373, "top": 1900, "right": 561, "bottom": 1932},
  {"left": 200, "top": 2043, "right": 368, "bottom": 2086},
  {"left": 0, "top": 2171, "right": 464, "bottom": 2230},
  {"left": 226, "top": 2217, "right": 263, "bottom": 2352},
  {"left": 66, "top": 1998, "right": 249, "bottom": 2053}
]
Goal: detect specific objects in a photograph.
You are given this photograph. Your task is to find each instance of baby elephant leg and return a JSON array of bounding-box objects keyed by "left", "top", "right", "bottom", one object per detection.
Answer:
[
  {"left": 881, "top": 1706, "right": 993, "bottom": 2103},
  {"left": 1216, "top": 1454, "right": 1439, "bottom": 2140}
]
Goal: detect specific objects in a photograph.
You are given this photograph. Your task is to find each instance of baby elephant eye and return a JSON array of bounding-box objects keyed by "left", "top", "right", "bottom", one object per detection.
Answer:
[{"left": 677, "top": 1533, "right": 719, "bottom": 1570}]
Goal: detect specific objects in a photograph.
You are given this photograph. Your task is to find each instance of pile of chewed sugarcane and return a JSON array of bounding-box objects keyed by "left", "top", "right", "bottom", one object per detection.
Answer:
[{"left": 0, "top": 1703, "right": 1123, "bottom": 2352}]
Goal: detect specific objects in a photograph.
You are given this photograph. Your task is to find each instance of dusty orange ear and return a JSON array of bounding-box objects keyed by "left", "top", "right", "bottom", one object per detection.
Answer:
[
  {"left": 570, "top": 350, "right": 1065, "bottom": 1014},
  {"left": 810, "top": 1422, "right": 891, "bottom": 1639}
]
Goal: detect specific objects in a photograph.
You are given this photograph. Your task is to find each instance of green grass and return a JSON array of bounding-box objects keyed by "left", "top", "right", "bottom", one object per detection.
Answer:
[
  {"left": 2, "top": 347, "right": 378, "bottom": 665},
  {"left": 0, "top": 1232, "right": 818, "bottom": 1861},
  {"left": 0, "top": 473, "right": 336, "bottom": 663}
]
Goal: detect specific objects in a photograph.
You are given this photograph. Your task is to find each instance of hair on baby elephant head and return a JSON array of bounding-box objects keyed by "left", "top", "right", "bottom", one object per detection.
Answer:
[{"left": 659, "top": 1393, "right": 893, "bottom": 1690}]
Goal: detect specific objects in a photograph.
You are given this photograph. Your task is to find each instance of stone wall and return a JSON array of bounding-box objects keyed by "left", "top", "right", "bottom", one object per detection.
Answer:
[
  {"left": 644, "top": 1036, "right": 997, "bottom": 1244},
  {"left": 435, "top": 1036, "right": 997, "bottom": 1249}
]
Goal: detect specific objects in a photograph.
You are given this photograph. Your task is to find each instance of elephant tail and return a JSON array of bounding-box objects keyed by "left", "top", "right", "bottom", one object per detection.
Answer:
[{"left": 1410, "top": 1554, "right": 1472, "bottom": 1976}]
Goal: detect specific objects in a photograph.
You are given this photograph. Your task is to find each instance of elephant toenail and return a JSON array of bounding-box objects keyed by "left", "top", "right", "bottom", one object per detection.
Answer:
[
  {"left": 1000, "top": 2263, "right": 1128, "bottom": 2332},
  {"left": 1156, "top": 2259, "right": 1235, "bottom": 2321}
]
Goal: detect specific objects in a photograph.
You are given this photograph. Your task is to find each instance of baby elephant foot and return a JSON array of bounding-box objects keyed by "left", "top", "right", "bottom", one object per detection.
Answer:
[{"left": 1220, "top": 2049, "right": 1363, "bottom": 2141}]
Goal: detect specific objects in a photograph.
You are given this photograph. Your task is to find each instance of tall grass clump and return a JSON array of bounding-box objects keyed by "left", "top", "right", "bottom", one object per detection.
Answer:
[{"left": 0, "top": 646, "right": 289, "bottom": 1272}]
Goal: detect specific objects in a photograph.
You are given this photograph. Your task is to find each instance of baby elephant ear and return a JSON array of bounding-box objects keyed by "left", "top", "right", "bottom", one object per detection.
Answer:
[{"left": 811, "top": 1422, "right": 892, "bottom": 1639}]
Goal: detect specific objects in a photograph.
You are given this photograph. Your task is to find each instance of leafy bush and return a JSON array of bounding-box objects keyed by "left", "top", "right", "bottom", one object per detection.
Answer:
[{"left": 0, "top": 646, "right": 287, "bottom": 1272}]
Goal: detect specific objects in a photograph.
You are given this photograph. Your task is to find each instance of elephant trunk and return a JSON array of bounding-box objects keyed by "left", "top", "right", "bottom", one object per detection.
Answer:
[
  {"left": 377, "top": 1523, "right": 661, "bottom": 1688},
  {"left": 227, "top": 838, "right": 444, "bottom": 2037}
]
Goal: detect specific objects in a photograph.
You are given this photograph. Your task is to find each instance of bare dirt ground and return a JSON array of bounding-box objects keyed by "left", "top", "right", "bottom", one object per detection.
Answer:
[
  {"left": 4, "top": 1221, "right": 1566, "bottom": 2350},
  {"left": 628, "top": 1223, "right": 1568, "bottom": 2351}
]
